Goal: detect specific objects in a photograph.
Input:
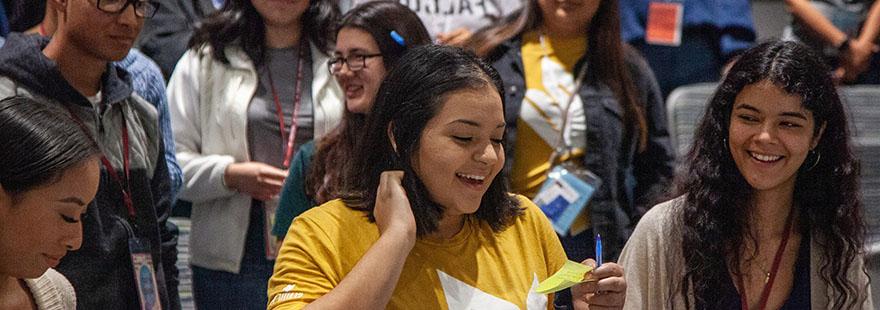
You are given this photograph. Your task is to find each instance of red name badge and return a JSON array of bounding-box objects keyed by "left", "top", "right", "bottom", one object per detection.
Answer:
[
  {"left": 264, "top": 197, "right": 280, "bottom": 260},
  {"left": 646, "top": 2, "right": 683, "bottom": 46}
]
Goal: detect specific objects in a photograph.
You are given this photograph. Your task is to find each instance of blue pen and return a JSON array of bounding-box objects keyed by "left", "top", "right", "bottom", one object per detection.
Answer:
[{"left": 595, "top": 234, "right": 603, "bottom": 267}]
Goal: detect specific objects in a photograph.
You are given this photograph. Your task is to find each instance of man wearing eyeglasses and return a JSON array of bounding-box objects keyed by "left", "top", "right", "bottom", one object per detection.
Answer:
[{"left": 0, "top": 0, "right": 179, "bottom": 309}]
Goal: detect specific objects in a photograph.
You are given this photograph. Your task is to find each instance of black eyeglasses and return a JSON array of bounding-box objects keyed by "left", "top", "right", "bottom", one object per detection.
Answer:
[
  {"left": 328, "top": 53, "right": 383, "bottom": 74},
  {"left": 95, "top": 0, "right": 160, "bottom": 18}
]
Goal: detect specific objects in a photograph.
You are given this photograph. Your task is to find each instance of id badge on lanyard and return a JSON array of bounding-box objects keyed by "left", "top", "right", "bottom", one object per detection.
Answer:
[
  {"left": 264, "top": 197, "right": 280, "bottom": 260},
  {"left": 645, "top": 1, "right": 684, "bottom": 46},
  {"left": 528, "top": 53, "right": 602, "bottom": 236},
  {"left": 533, "top": 162, "right": 602, "bottom": 236},
  {"left": 64, "top": 105, "right": 161, "bottom": 308},
  {"left": 129, "top": 238, "right": 162, "bottom": 310}
]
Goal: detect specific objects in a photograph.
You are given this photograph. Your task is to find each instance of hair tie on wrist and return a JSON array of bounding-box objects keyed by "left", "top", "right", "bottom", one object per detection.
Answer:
[{"left": 390, "top": 31, "right": 406, "bottom": 47}]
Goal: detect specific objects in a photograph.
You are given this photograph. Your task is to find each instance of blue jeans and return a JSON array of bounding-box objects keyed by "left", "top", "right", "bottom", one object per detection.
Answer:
[{"left": 192, "top": 202, "right": 274, "bottom": 309}]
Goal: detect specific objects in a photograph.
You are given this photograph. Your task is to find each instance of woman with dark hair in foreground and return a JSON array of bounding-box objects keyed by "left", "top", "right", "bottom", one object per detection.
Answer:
[
  {"left": 0, "top": 96, "right": 101, "bottom": 309},
  {"left": 619, "top": 41, "right": 872, "bottom": 309},
  {"left": 269, "top": 45, "right": 626, "bottom": 309}
]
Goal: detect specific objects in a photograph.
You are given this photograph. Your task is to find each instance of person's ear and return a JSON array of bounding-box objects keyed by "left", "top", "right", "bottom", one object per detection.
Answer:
[
  {"left": 47, "top": 0, "right": 67, "bottom": 13},
  {"left": 811, "top": 121, "right": 827, "bottom": 150},
  {"left": 46, "top": 0, "right": 68, "bottom": 26}
]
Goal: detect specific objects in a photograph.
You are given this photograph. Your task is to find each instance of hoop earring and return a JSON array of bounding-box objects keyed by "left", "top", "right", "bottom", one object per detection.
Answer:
[{"left": 805, "top": 150, "right": 821, "bottom": 171}]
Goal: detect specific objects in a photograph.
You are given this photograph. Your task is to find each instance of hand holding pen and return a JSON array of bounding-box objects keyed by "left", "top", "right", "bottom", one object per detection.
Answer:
[{"left": 570, "top": 234, "right": 627, "bottom": 309}]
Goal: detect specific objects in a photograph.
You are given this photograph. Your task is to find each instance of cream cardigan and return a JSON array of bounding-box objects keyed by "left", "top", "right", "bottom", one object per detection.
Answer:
[
  {"left": 618, "top": 197, "right": 873, "bottom": 309},
  {"left": 23, "top": 269, "right": 76, "bottom": 310}
]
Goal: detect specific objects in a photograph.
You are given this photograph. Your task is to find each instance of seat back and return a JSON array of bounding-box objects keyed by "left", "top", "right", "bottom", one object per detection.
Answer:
[{"left": 839, "top": 86, "right": 880, "bottom": 252}]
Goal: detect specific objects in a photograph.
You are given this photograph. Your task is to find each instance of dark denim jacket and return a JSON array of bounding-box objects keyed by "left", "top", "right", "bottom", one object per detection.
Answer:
[{"left": 488, "top": 37, "right": 675, "bottom": 258}]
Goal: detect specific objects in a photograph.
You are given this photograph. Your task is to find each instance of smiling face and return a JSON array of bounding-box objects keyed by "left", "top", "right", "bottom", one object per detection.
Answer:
[
  {"left": 334, "top": 27, "right": 387, "bottom": 114},
  {"left": 0, "top": 159, "right": 100, "bottom": 278},
  {"left": 538, "top": 0, "right": 600, "bottom": 37},
  {"left": 728, "top": 81, "right": 824, "bottom": 196},
  {"left": 411, "top": 85, "right": 506, "bottom": 217}
]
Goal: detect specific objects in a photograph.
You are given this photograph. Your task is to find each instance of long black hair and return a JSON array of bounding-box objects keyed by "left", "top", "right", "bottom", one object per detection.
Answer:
[
  {"left": 0, "top": 96, "right": 100, "bottom": 197},
  {"left": 190, "top": 0, "right": 340, "bottom": 66},
  {"left": 676, "top": 41, "right": 867, "bottom": 308},
  {"left": 342, "top": 45, "right": 522, "bottom": 236},
  {"left": 305, "top": 1, "right": 431, "bottom": 204},
  {"left": 465, "top": 0, "right": 648, "bottom": 149}
]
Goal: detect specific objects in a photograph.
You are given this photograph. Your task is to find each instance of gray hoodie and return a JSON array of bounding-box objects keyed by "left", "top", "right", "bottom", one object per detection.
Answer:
[{"left": 0, "top": 33, "right": 179, "bottom": 310}]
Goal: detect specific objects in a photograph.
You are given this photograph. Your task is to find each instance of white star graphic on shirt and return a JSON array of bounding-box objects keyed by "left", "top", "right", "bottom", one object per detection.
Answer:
[{"left": 437, "top": 270, "right": 548, "bottom": 310}]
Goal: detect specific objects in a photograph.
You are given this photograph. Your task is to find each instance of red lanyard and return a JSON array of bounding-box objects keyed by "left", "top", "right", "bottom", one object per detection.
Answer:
[
  {"left": 738, "top": 208, "right": 795, "bottom": 310},
  {"left": 64, "top": 105, "right": 136, "bottom": 218},
  {"left": 266, "top": 40, "right": 306, "bottom": 169}
]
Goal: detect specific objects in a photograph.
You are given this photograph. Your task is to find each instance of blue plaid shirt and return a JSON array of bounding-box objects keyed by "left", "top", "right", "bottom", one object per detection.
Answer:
[{"left": 117, "top": 49, "right": 183, "bottom": 201}]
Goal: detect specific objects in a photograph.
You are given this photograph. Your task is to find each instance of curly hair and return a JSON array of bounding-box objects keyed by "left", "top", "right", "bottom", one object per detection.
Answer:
[
  {"left": 675, "top": 41, "right": 867, "bottom": 308},
  {"left": 342, "top": 45, "right": 522, "bottom": 236}
]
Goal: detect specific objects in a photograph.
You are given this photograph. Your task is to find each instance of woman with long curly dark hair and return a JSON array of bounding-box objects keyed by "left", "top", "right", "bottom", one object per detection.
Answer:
[{"left": 619, "top": 41, "right": 872, "bottom": 309}]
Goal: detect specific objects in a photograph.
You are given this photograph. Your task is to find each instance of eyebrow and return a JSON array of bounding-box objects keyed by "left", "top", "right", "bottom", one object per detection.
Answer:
[
  {"left": 334, "top": 48, "right": 372, "bottom": 55},
  {"left": 734, "top": 103, "right": 808, "bottom": 121},
  {"left": 449, "top": 119, "right": 506, "bottom": 129},
  {"left": 57, "top": 197, "right": 87, "bottom": 206}
]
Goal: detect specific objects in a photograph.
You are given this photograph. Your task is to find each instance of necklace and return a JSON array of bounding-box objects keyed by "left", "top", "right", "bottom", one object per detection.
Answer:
[
  {"left": 737, "top": 207, "right": 795, "bottom": 310},
  {"left": 266, "top": 39, "right": 307, "bottom": 169},
  {"left": 755, "top": 263, "right": 771, "bottom": 284}
]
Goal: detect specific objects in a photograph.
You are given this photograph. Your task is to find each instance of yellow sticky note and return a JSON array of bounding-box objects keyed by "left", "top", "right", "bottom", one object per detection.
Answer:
[{"left": 535, "top": 260, "right": 593, "bottom": 294}]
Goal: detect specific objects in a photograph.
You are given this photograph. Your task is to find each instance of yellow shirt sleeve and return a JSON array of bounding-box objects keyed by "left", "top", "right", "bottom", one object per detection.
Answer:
[
  {"left": 268, "top": 209, "right": 340, "bottom": 309},
  {"left": 515, "top": 195, "right": 568, "bottom": 309}
]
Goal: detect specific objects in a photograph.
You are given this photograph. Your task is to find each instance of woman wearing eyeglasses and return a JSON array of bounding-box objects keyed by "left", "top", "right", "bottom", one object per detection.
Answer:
[
  {"left": 166, "top": 0, "right": 343, "bottom": 308},
  {"left": 270, "top": 1, "right": 432, "bottom": 241}
]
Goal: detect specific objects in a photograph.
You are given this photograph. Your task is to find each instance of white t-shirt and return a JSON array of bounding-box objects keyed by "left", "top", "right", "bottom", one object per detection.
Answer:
[
  {"left": 347, "top": 0, "right": 523, "bottom": 38},
  {"left": 86, "top": 91, "right": 102, "bottom": 106}
]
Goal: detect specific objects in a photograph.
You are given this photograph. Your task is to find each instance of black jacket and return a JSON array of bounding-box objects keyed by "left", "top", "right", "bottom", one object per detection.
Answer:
[
  {"left": 488, "top": 37, "right": 675, "bottom": 259},
  {"left": 0, "top": 33, "right": 179, "bottom": 310}
]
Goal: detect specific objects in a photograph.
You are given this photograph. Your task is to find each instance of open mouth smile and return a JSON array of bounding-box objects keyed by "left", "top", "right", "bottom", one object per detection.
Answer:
[
  {"left": 456, "top": 173, "right": 487, "bottom": 187},
  {"left": 749, "top": 151, "right": 783, "bottom": 163}
]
